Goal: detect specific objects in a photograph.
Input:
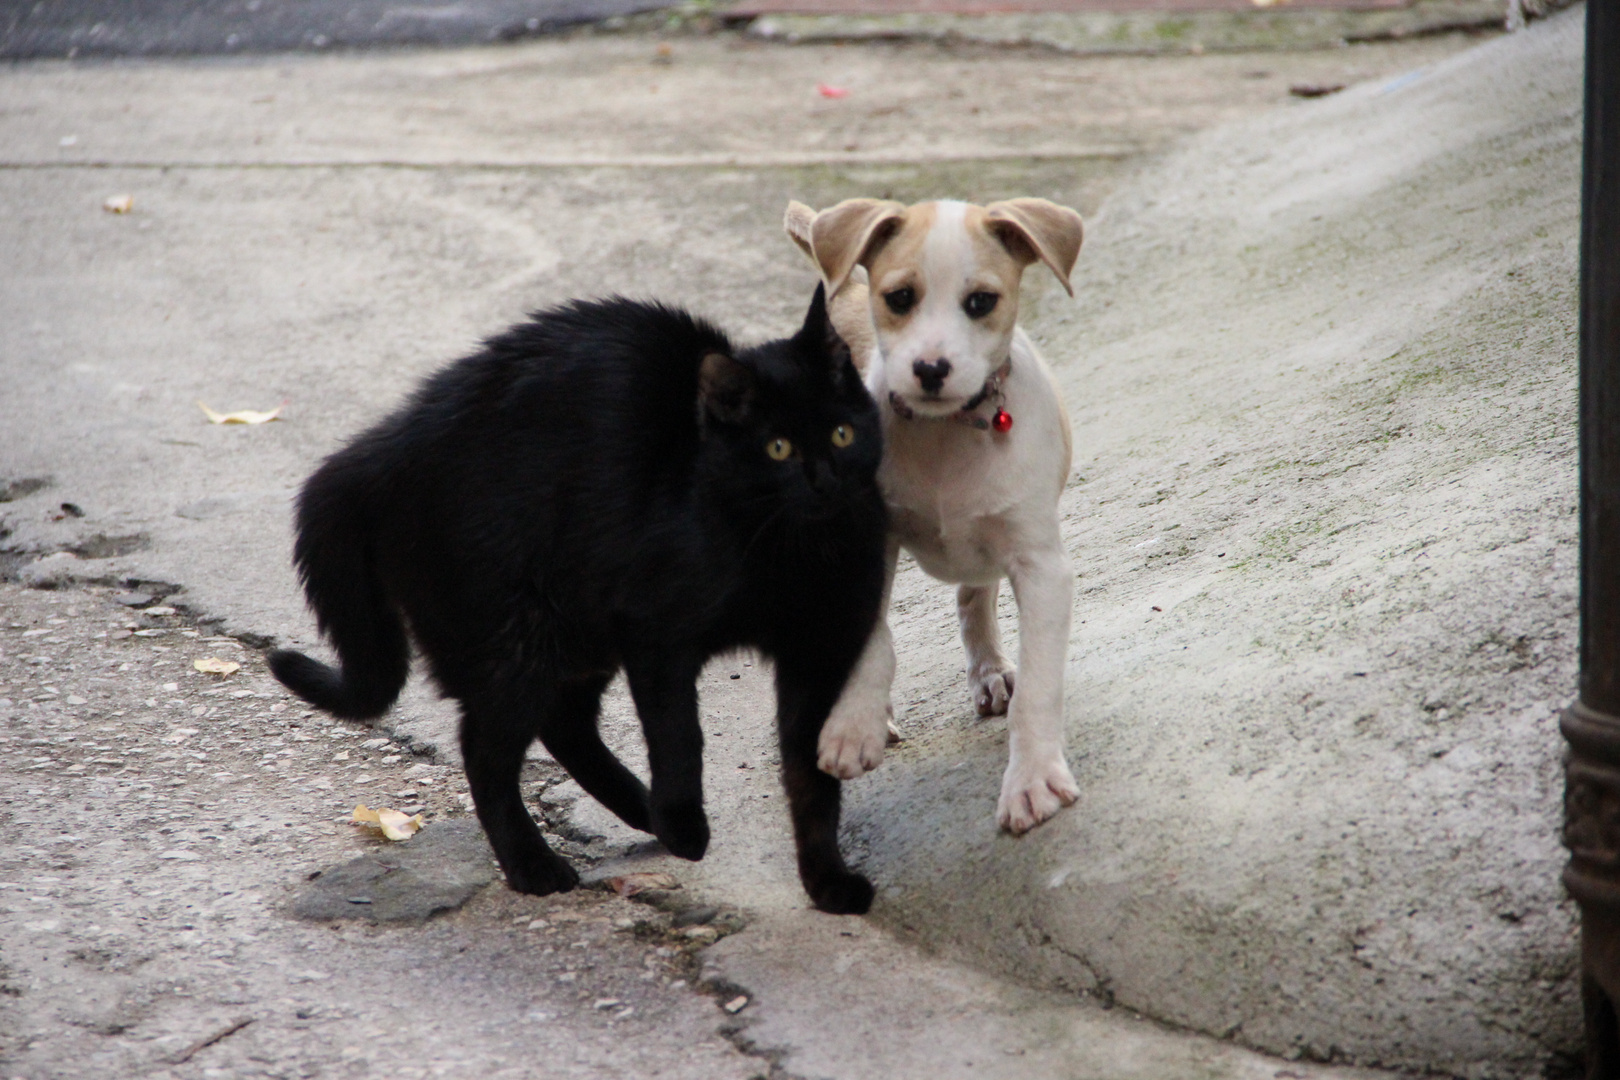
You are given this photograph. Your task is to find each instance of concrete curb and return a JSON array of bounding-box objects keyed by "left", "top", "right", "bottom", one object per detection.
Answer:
[{"left": 743, "top": 0, "right": 1506, "bottom": 54}]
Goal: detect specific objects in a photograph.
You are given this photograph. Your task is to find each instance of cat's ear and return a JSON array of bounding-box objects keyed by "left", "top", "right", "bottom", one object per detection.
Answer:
[
  {"left": 798, "top": 283, "right": 854, "bottom": 374},
  {"left": 698, "top": 350, "right": 754, "bottom": 427}
]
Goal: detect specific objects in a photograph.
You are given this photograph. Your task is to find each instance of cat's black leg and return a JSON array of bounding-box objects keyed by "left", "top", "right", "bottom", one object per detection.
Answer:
[
  {"left": 623, "top": 655, "right": 708, "bottom": 860},
  {"left": 460, "top": 693, "right": 578, "bottom": 896},
  {"left": 776, "top": 656, "right": 874, "bottom": 915},
  {"left": 538, "top": 673, "right": 652, "bottom": 833}
]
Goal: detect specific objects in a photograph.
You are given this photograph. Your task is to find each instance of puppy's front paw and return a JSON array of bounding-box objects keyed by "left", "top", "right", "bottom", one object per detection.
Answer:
[
  {"left": 996, "top": 756, "right": 1079, "bottom": 835},
  {"left": 817, "top": 701, "right": 892, "bottom": 779},
  {"left": 970, "top": 664, "right": 1016, "bottom": 717}
]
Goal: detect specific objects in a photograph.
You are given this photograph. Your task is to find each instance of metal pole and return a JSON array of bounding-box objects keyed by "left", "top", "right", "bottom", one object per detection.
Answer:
[{"left": 1564, "top": 3, "right": 1620, "bottom": 1076}]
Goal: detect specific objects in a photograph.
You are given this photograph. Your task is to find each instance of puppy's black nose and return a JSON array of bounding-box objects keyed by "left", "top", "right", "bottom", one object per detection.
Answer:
[{"left": 912, "top": 358, "right": 951, "bottom": 395}]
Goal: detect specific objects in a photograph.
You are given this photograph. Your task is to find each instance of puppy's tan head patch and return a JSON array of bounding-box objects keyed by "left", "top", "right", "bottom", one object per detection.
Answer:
[{"left": 865, "top": 202, "right": 1020, "bottom": 342}]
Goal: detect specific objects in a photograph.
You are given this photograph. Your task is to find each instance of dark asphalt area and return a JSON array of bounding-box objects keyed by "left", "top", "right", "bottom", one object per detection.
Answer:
[{"left": 0, "top": 0, "right": 676, "bottom": 59}]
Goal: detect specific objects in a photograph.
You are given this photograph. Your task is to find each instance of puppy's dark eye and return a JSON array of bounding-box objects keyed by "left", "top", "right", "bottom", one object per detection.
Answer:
[
  {"left": 884, "top": 287, "right": 917, "bottom": 316},
  {"left": 963, "top": 291, "right": 999, "bottom": 319}
]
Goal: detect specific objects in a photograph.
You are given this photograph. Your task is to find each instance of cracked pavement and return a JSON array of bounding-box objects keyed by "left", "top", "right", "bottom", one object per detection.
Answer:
[{"left": 0, "top": 19, "right": 1496, "bottom": 1080}]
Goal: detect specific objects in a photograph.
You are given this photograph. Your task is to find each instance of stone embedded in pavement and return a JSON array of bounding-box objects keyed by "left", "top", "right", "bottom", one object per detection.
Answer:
[{"left": 291, "top": 820, "right": 497, "bottom": 922}]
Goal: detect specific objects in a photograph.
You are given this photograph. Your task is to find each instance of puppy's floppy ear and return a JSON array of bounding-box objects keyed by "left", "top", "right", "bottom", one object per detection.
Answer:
[
  {"left": 783, "top": 200, "right": 819, "bottom": 263},
  {"left": 809, "top": 198, "right": 907, "bottom": 298},
  {"left": 796, "top": 283, "right": 854, "bottom": 373},
  {"left": 985, "top": 198, "right": 1084, "bottom": 297},
  {"left": 698, "top": 351, "right": 754, "bottom": 427}
]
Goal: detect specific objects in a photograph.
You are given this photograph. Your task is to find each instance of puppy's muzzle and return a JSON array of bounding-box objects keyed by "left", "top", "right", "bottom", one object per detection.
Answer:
[{"left": 912, "top": 358, "right": 952, "bottom": 396}]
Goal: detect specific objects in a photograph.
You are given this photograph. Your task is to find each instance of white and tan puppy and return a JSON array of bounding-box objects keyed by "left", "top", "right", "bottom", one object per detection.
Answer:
[{"left": 784, "top": 197, "right": 1083, "bottom": 834}]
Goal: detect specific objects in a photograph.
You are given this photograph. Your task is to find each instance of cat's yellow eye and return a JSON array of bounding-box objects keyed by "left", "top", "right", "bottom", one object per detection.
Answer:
[
  {"left": 766, "top": 437, "right": 794, "bottom": 461},
  {"left": 830, "top": 425, "right": 855, "bottom": 448}
]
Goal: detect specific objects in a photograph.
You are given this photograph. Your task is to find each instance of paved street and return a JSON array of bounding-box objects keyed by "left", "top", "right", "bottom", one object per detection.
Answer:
[
  {"left": 0, "top": 1, "right": 673, "bottom": 58},
  {"left": 0, "top": 6, "right": 1582, "bottom": 1078}
]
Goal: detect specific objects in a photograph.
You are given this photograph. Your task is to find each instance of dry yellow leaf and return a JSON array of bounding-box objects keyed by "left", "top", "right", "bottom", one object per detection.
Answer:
[
  {"left": 193, "top": 657, "right": 240, "bottom": 675},
  {"left": 352, "top": 803, "right": 425, "bottom": 841},
  {"left": 607, "top": 872, "right": 680, "bottom": 898},
  {"left": 103, "top": 194, "right": 133, "bottom": 213},
  {"left": 198, "top": 401, "right": 284, "bottom": 425}
]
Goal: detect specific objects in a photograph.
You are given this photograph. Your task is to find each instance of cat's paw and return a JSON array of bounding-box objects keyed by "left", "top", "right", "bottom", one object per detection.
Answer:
[
  {"left": 502, "top": 853, "right": 580, "bottom": 896},
  {"left": 817, "top": 701, "right": 892, "bottom": 779},
  {"left": 996, "top": 756, "right": 1079, "bottom": 835},
  {"left": 804, "top": 868, "right": 875, "bottom": 916},
  {"left": 970, "top": 664, "right": 1016, "bottom": 717},
  {"left": 651, "top": 800, "right": 710, "bottom": 861}
]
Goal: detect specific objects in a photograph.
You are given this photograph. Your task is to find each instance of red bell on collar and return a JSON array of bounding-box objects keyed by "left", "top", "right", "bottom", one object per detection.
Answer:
[{"left": 991, "top": 408, "right": 1013, "bottom": 433}]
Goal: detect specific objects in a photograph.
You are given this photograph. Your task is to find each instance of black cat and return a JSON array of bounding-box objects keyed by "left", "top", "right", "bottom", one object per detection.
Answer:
[{"left": 268, "top": 286, "right": 887, "bottom": 914}]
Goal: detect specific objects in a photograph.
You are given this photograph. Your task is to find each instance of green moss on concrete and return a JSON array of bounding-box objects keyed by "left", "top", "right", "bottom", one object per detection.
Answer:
[{"left": 745, "top": 0, "right": 1504, "bottom": 56}]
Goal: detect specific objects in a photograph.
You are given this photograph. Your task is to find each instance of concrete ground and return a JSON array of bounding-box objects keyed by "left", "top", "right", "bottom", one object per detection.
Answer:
[
  {"left": 843, "top": 11, "right": 1584, "bottom": 1078},
  {"left": 0, "top": 581, "right": 770, "bottom": 1080},
  {"left": 0, "top": 10, "right": 1574, "bottom": 1080}
]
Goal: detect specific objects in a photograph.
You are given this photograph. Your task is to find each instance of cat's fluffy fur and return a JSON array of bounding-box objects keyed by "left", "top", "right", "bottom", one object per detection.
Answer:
[{"left": 269, "top": 287, "right": 888, "bottom": 914}]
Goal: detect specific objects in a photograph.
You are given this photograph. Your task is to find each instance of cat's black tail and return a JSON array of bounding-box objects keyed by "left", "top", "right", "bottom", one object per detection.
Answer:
[{"left": 268, "top": 459, "right": 409, "bottom": 721}]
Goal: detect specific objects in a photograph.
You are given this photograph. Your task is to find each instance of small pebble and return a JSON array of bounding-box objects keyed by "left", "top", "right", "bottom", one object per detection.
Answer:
[
  {"left": 671, "top": 905, "right": 719, "bottom": 928},
  {"left": 723, "top": 995, "right": 749, "bottom": 1014}
]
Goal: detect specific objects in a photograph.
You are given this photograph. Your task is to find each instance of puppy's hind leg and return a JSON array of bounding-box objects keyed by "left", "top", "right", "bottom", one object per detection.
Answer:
[
  {"left": 538, "top": 673, "right": 651, "bottom": 833},
  {"left": 461, "top": 689, "right": 579, "bottom": 896},
  {"left": 959, "top": 581, "right": 1016, "bottom": 717}
]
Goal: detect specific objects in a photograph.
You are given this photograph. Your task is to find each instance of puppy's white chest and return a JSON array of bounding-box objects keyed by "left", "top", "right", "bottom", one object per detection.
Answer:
[
  {"left": 890, "top": 505, "right": 1011, "bottom": 585},
  {"left": 879, "top": 428, "right": 1016, "bottom": 584}
]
